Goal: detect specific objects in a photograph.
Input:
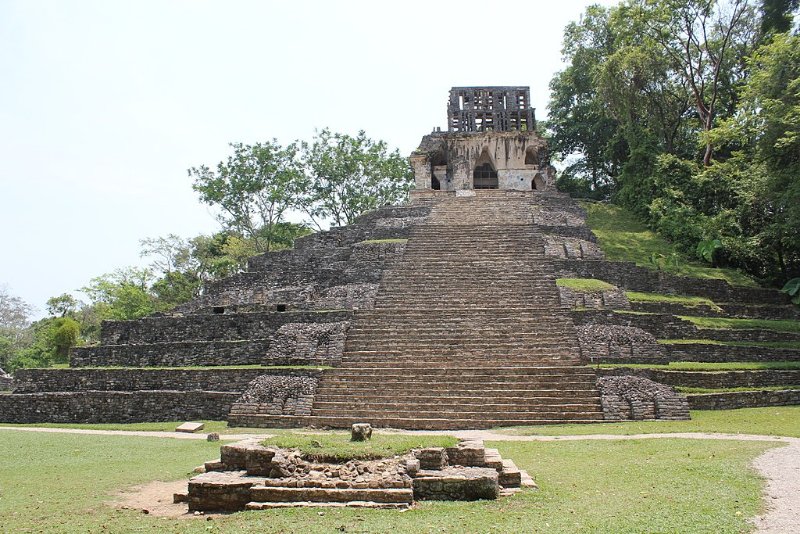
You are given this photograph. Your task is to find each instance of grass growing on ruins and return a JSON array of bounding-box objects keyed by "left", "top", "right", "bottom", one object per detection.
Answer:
[
  {"left": 581, "top": 201, "right": 757, "bottom": 287},
  {"left": 555, "top": 277, "right": 616, "bottom": 292},
  {"left": 598, "top": 361, "right": 800, "bottom": 370},
  {"left": 626, "top": 291, "right": 721, "bottom": 310},
  {"left": 261, "top": 433, "right": 458, "bottom": 462},
  {"left": 657, "top": 338, "right": 800, "bottom": 349},
  {"left": 678, "top": 316, "right": 800, "bottom": 333},
  {"left": 676, "top": 385, "right": 800, "bottom": 393},
  {"left": 501, "top": 406, "right": 800, "bottom": 437},
  {"left": 0, "top": 429, "right": 775, "bottom": 533}
]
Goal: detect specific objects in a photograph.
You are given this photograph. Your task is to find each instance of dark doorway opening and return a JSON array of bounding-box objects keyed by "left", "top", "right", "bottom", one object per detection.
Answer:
[
  {"left": 212, "top": 306, "right": 225, "bottom": 314},
  {"left": 276, "top": 304, "right": 287, "bottom": 312},
  {"left": 473, "top": 163, "right": 498, "bottom": 189}
]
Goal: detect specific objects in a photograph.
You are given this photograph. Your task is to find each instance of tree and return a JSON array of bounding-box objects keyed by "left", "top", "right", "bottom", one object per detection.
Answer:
[
  {"left": 189, "top": 141, "right": 304, "bottom": 252},
  {"left": 759, "top": 0, "right": 799, "bottom": 36},
  {"left": 0, "top": 285, "right": 33, "bottom": 338},
  {"left": 548, "top": 5, "right": 625, "bottom": 197},
  {"left": 299, "top": 129, "right": 413, "bottom": 228},
  {"left": 635, "top": 0, "right": 756, "bottom": 165},
  {"left": 46, "top": 293, "right": 79, "bottom": 317},
  {"left": 139, "top": 234, "right": 194, "bottom": 275},
  {"left": 0, "top": 286, "right": 33, "bottom": 369},
  {"left": 733, "top": 32, "right": 800, "bottom": 281},
  {"left": 81, "top": 267, "right": 157, "bottom": 321}
]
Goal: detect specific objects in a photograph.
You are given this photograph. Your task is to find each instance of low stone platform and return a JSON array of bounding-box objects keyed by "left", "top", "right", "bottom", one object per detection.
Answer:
[{"left": 181, "top": 437, "right": 534, "bottom": 512}]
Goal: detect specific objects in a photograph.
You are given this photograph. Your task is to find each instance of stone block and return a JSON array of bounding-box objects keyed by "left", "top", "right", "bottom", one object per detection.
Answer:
[
  {"left": 245, "top": 447, "right": 277, "bottom": 476},
  {"left": 351, "top": 423, "right": 372, "bottom": 441},
  {"left": 187, "top": 471, "right": 259, "bottom": 512},
  {"left": 220, "top": 440, "right": 260, "bottom": 470},
  {"left": 204, "top": 459, "right": 225, "bottom": 472},
  {"left": 249, "top": 486, "right": 413, "bottom": 504},
  {"left": 413, "top": 467, "right": 499, "bottom": 501},
  {"left": 446, "top": 439, "right": 486, "bottom": 467},
  {"left": 416, "top": 447, "right": 447, "bottom": 470},
  {"left": 176, "top": 422, "right": 204, "bottom": 433},
  {"left": 405, "top": 458, "right": 420, "bottom": 477}
]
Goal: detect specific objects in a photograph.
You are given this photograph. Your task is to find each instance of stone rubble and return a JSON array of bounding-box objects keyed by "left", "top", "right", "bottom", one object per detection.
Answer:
[
  {"left": 598, "top": 376, "right": 690, "bottom": 421},
  {"left": 184, "top": 437, "right": 534, "bottom": 512}
]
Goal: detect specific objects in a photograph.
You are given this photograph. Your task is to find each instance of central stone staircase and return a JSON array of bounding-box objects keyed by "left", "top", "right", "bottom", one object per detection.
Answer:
[{"left": 230, "top": 192, "right": 604, "bottom": 429}]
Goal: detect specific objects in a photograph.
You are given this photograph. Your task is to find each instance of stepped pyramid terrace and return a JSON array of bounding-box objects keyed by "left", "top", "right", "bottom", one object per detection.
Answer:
[{"left": 1, "top": 87, "right": 799, "bottom": 430}]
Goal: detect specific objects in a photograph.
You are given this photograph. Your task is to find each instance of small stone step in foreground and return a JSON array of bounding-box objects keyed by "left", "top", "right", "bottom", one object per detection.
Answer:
[{"left": 180, "top": 437, "right": 535, "bottom": 511}]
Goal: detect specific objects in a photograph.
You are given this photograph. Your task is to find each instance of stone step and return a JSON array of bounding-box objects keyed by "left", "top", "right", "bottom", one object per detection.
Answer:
[
  {"left": 499, "top": 459, "right": 522, "bottom": 488},
  {"left": 245, "top": 501, "right": 409, "bottom": 510},
  {"left": 313, "top": 390, "right": 601, "bottom": 402},
  {"left": 309, "top": 408, "right": 601, "bottom": 420},
  {"left": 342, "top": 346, "right": 579, "bottom": 354},
  {"left": 248, "top": 486, "right": 414, "bottom": 504},
  {"left": 336, "top": 358, "right": 585, "bottom": 367},
  {"left": 483, "top": 448, "right": 503, "bottom": 470},
  {"left": 225, "top": 414, "right": 605, "bottom": 430},
  {"left": 320, "top": 375, "right": 596, "bottom": 385},
  {"left": 356, "top": 308, "right": 568, "bottom": 316},
  {"left": 310, "top": 402, "right": 601, "bottom": 414},
  {"left": 342, "top": 348, "right": 580, "bottom": 357},
  {"left": 519, "top": 470, "right": 537, "bottom": 488},
  {"left": 322, "top": 368, "right": 594, "bottom": 378}
]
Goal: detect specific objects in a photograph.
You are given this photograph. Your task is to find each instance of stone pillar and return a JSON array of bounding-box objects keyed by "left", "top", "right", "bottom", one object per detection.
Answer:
[{"left": 410, "top": 154, "right": 431, "bottom": 190}]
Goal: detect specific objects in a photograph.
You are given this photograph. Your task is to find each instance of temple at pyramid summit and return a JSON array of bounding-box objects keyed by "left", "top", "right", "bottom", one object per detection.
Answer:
[{"left": 1, "top": 87, "right": 798, "bottom": 430}]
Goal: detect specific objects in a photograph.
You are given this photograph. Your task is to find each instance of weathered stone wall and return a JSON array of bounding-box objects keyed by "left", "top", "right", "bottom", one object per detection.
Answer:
[
  {"left": 169, "top": 204, "right": 427, "bottom": 315},
  {"left": 535, "top": 224, "right": 597, "bottom": 241},
  {"left": 573, "top": 310, "right": 800, "bottom": 343},
  {"left": 559, "top": 286, "right": 630, "bottom": 310},
  {"left": 12, "top": 368, "right": 321, "bottom": 393},
  {"left": 664, "top": 343, "right": 800, "bottom": 363},
  {"left": 544, "top": 236, "right": 604, "bottom": 260},
  {"left": 598, "top": 367, "right": 800, "bottom": 389},
  {"left": 266, "top": 322, "right": 349, "bottom": 366},
  {"left": 598, "top": 376, "right": 689, "bottom": 421},
  {"left": 556, "top": 259, "right": 788, "bottom": 305},
  {"left": 576, "top": 325, "right": 666, "bottom": 363},
  {"left": 0, "top": 391, "right": 238, "bottom": 423},
  {"left": 629, "top": 300, "right": 800, "bottom": 321},
  {"left": 687, "top": 389, "right": 800, "bottom": 410},
  {"left": 98, "top": 311, "right": 352, "bottom": 346},
  {"left": 0, "top": 368, "right": 12, "bottom": 391},
  {"left": 71, "top": 339, "right": 270, "bottom": 367},
  {"left": 231, "top": 375, "right": 319, "bottom": 417}
]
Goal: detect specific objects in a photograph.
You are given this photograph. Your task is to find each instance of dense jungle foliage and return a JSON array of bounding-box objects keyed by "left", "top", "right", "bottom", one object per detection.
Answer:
[{"left": 549, "top": 0, "right": 800, "bottom": 287}]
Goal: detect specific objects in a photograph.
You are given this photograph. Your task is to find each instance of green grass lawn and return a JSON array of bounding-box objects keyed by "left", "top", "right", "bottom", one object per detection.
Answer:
[
  {"left": 0, "top": 429, "right": 775, "bottom": 533},
  {"left": 262, "top": 433, "right": 458, "bottom": 462},
  {"left": 0, "top": 420, "right": 269, "bottom": 434},
  {"left": 501, "top": 406, "right": 800, "bottom": 437},
  {"left": 678, "top": 316, "right": 800, "bottom": 333},
  {"left": 598, "top": 361, "right": 800, "bottom": 371},
  {"left": 581, "top": 202, "right": 757, "bottom": 287},
  {"left": 626, "top": 291, "right": 721, "bottom": 310},
  {"left": 555, "top": 277, "right": 617, "bottom": 292},
  {"left": 658, "top": 338, "right": 800, "bottom": 350},
  {"left": 677, "top": 385, "right": 800, "bottom": 394}
]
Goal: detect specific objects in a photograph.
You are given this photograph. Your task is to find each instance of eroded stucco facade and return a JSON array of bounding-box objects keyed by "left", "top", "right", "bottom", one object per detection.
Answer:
[{"left": 410, "top": 86, "right": 555, "bottom": 192}]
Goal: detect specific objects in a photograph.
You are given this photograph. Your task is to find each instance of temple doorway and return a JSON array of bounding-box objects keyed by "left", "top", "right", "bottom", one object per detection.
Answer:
[{"left": 473, "top": 163, "right": 498, "bottom": 189}]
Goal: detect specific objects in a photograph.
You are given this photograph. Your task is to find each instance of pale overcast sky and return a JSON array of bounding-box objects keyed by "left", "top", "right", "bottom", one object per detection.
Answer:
[{"left": 0, "top": 0, "right": 615, "bottom": 316}]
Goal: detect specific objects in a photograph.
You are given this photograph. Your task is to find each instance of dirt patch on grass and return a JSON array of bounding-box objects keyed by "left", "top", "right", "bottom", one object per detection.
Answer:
[{"left": 109, "top": 480, "right": 191, "bottom": 518}]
